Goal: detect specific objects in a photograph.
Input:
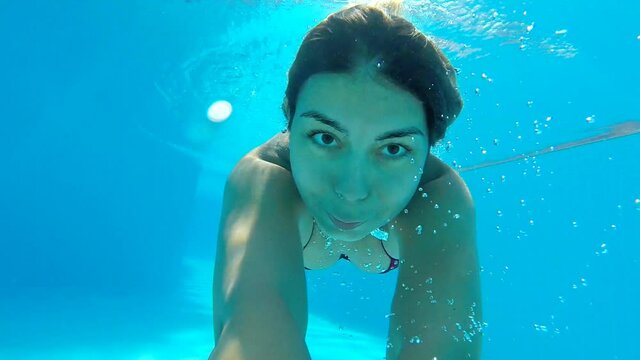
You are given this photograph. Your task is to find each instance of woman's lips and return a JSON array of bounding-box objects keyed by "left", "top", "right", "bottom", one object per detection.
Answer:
[{"left": 328, "top": 213, "right": 363, "bottom": 230}]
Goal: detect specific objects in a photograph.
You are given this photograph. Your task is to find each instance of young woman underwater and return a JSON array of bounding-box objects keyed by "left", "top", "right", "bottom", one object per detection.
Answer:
[
  {"left": 204, "top": 0, "right": 640, "bottom": 357},
  {"left": 210, "top": 1, "right": 482, "bottom": 359}
]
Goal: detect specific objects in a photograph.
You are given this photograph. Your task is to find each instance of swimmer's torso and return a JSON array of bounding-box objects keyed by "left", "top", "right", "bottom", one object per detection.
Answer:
[{"left": 247, "top": 131, "right": 446, "bottom": 274}]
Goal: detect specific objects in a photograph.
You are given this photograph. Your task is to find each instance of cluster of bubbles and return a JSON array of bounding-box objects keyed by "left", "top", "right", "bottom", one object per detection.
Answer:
[
  {"left": 406, "top": 0, "right": 578, "bottom": 58},
  {"left": 533, "top": 315, "right": 564, "bottom": 335},
  {"left": 395, "top": 272, "right": 487, "bottom": 346}
]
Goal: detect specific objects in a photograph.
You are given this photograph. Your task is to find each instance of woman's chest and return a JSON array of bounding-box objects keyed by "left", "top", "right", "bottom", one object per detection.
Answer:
[{"left": 298, "top": 213, "right": 401, "bottom": 274}]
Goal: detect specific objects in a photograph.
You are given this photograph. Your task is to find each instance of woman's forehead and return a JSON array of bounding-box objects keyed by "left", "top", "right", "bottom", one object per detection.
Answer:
[{"left": 296, "top": 73, "right": 426, "bottom": 128}]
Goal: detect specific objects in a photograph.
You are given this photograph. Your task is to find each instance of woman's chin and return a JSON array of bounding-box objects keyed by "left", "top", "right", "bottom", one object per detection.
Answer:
[{"left": 328, "top": 228, "right": 370, "bottom": 242}]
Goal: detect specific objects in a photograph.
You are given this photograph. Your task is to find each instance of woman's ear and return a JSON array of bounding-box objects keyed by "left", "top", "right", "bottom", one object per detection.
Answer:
[{"left": 281, "top": 96, "right": 291, "bottom": 122}]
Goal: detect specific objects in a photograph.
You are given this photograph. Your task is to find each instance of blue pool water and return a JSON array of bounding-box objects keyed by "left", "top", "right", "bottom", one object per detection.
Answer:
[{"left": 1, "top": 1, "right": 638, "bottom": 359}]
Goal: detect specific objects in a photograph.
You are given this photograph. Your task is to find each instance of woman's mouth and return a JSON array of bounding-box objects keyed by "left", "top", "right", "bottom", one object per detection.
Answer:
[{"left": 328, "top": 213, "right": 363, "bottom": 230}]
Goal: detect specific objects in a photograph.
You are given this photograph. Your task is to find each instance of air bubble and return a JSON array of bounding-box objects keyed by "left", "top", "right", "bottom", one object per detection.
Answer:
[
  {"left": 370, "top": 228, "right": 389, "bottom": 241},
  {"left": 534, "top": 324, "right": 548, "bottom": 332},
  {"left": 409, "top": 336, "right": 423, "bottom": 344},
  {"left": 416, "top": 225, "right": 423, "bottom": 235},
  {"left": 463, "top": 331, "right": 472, "bottom": 342},
  {"left": 599, "top": 243, "right": 608, "bottom": 255},
  {"left": 446, "top": 141, "right": 453, "bottom": 151}
]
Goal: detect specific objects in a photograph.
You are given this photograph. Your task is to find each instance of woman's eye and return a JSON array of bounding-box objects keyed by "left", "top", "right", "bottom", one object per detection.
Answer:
[
  {"left": 382, "top": 144, "right": 410, "bottom": 158},
  {"left": 309, "top": 132, "right": 337, "bottom": 147},
  {"left": 307, "top": 131, "right": 411, "bottom": 159}
]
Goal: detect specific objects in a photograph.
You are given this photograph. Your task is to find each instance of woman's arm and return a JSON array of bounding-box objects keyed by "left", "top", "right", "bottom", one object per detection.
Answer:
[
  {"left": 210, "top": 156, "right": 311, "bottom": 360},
  {"left": 387, "top": 170, "right": 483, "bottom": 360},
  {"left": 210, "top": 293, "right": 310, "bottom": 359}
]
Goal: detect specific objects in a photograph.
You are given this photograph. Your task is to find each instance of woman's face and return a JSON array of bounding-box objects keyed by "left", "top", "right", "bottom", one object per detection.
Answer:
[{"left": 289, "top": 71, "right": 429, "bottom": 242}]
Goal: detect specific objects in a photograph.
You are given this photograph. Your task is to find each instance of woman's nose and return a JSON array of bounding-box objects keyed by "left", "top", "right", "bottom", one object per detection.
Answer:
[{"left": 334, "top": 164, "right": 369, "bottom": 202}]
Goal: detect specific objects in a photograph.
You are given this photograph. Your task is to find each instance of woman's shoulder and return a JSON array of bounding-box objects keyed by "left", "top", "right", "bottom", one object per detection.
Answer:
[
  {"left": 247, "top": 131, "right": 291, "bottom": 172},
  {"left": 419, "top": 159, "right": 473, "bottom": 212},
  {"left": 227, "top": 152, "right": 297, "bottom": 204},
  {"left": 225, "top": 143, "right": 302, "bottom": 223},
  {"left": 401, "top": 156, "right": 473, "bottom": 226},
  {"left": 396, "top": 156, "right": 475, "bottom": 255},
  {"left": 421, "top": 156, "right": 469, "bottom": 194}
]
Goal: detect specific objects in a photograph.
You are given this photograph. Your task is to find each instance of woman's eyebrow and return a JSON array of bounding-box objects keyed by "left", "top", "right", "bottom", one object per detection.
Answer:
[
  {"left": 300, "top": 110, "right": 425, "bottom": 141},
  {"left": 300, "top": 111, "right": 348, "bottom": 134},
  {"left": 375, "top": 127, "right": 425, "bottom": 141}
]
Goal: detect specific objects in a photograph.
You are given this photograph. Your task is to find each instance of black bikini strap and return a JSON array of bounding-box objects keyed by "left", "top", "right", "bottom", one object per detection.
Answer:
[
  {"left": 380, "top": 240, "right": 394, "bottom": 258},
  {"left": 302, "top": 221, "right": 314, "bottom": 250}
]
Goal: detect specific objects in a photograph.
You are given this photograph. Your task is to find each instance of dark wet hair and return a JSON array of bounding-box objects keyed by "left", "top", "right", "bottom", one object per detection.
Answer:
[{"left": 282, "top": 3, "right": 463, "bottom": 147}]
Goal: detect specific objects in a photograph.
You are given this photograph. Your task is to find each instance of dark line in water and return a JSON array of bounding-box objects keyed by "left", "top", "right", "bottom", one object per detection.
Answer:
[{"left": 459, "top": 120, "right": 640, "bottom": 173}]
